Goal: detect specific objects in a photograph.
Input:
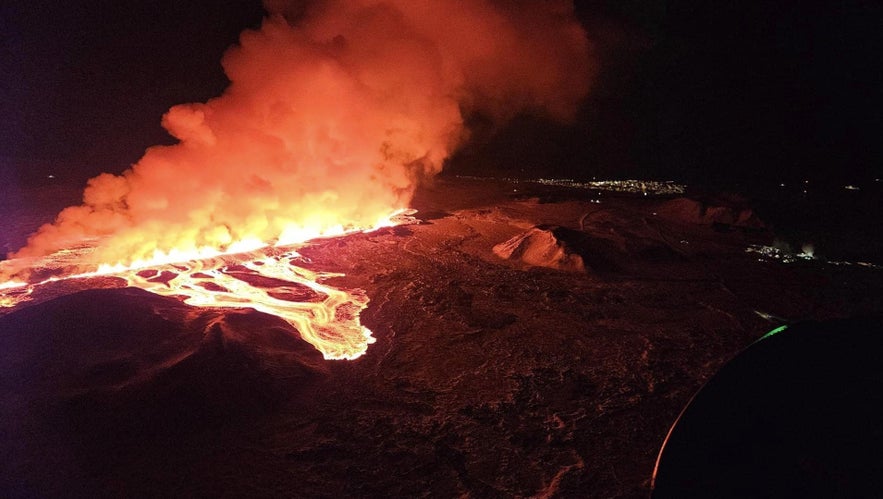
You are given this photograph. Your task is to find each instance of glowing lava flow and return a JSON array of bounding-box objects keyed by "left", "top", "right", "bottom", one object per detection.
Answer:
[
  {"left": 0, "top": 212, "right": 415, "bottom": 360},
  {"left": 121, "top": 250, "right": 373, "bottom": 360}
]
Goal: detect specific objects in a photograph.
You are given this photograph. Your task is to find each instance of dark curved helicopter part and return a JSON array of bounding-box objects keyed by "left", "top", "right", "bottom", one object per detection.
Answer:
[{"left": 652, "top": 317, "right": 883, "bottom": 498}]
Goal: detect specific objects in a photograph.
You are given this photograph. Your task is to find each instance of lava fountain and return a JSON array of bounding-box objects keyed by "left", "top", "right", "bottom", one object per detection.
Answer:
[{"left": 0, "top": 0, "right": 592, "bottom": 358}]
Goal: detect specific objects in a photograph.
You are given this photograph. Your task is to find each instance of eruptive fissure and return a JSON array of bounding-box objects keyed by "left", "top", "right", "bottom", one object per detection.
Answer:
[{"left": 1, "top": 0, "right": 592, "bottom": 358}]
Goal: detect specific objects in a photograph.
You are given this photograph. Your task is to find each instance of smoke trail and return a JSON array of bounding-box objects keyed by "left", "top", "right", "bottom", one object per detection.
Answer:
[{"left": 4, "top": 0, "right": 592, "bottom": 279}]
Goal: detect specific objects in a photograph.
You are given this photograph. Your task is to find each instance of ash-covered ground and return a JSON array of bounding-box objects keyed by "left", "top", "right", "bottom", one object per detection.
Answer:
[{"left": 2, "top": 176, "right": 881, "bottom": 497}]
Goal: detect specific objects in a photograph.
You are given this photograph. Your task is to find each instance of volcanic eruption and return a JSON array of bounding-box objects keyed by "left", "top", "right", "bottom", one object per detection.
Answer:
[
  {"left": 5, "top": 2, "right": 883, "bottom": 496},
  {"left": 0, "top": 0, "right": 593, "bottom": 358}
]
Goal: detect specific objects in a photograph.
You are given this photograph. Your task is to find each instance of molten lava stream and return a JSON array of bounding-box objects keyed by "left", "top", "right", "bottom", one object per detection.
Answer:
[
  {"left": 1, "top": 213, "right": 417, "bottom": 359},
  {"left": 122, "top": 250, "right": 374, "bottom": 360}
]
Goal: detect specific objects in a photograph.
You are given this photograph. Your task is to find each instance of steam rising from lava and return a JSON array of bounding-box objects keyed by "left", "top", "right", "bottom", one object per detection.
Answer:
[{"left": 3, "top": 0, "right": 591, "bottom": 279}]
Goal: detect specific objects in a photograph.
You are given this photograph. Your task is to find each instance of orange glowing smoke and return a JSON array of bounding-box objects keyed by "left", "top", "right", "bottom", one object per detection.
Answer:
[{"left": 0, "top": 0, "right": 592, "bottom": 358}]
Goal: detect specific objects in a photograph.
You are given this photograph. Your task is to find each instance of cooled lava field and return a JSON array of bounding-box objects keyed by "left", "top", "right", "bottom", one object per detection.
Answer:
[{"left": 2, "top": 176, "right": 881, "bottom": 497}]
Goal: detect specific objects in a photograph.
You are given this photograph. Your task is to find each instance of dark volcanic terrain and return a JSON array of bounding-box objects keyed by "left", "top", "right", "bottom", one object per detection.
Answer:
[{"left": 2, "top": 177, "right": 881, "bottom": 497}]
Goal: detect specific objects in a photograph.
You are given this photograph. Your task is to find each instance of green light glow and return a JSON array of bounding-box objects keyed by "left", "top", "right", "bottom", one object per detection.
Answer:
[{"left": 759, "top": 325, "right": 789, "bottom": 341}]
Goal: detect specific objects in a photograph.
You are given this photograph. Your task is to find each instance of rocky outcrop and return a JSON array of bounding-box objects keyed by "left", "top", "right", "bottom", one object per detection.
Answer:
[
  {"left": 493, "top": 225, "right": 587, "bottom": 272},
  {"left": 657, "top": 197, "right": 764, "bottom": 229}
]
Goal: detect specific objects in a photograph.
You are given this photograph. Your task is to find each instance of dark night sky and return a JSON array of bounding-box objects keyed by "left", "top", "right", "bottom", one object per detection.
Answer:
[{"left": 2, "top": 1, "right": 881, "bottom": 187}]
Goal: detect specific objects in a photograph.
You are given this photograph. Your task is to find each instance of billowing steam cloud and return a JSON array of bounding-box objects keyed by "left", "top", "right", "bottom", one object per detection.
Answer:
[{"left": 5, "top": 0, "right": 591, "bottom": 279}]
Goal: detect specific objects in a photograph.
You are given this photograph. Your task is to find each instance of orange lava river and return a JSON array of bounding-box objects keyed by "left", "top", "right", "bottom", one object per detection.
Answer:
[
  {"left": 122, "top": 249, "right": 374, "bottom": 360},
  {"left": 0, "top": 213, "right": 415, "bottom": 360}
]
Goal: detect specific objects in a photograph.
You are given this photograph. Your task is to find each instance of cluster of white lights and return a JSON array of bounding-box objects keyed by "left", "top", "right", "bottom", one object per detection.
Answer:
[
  {"left": 532, "top": 178, "right": 687, "bottom": 195},
  {"left": 746, "top": 245, "right": 815, "bottom": 264},
  {"left": 746, "top": 244, "right": 882, "bottom": 270}
]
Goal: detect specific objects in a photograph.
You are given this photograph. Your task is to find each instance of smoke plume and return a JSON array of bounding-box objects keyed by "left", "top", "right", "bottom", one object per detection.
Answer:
[{"left": 5, "top": 0, "right": 592, "bottom": 278}]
